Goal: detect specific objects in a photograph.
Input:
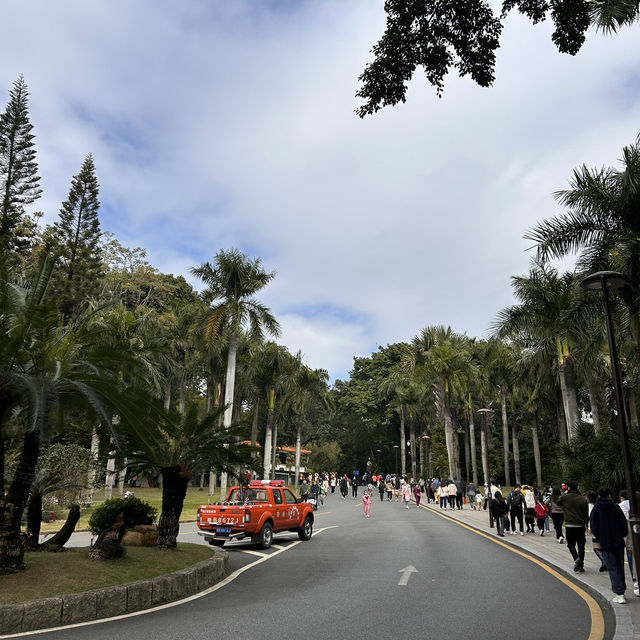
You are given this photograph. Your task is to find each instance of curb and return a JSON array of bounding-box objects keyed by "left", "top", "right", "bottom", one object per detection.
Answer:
[{"left": 0, "top": 547, "right": 228, "bottom": 636}]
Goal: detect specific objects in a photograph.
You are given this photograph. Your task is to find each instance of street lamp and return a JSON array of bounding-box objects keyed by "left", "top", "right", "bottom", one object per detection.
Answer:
[
  {"left": 580, "top": 270, "right": 640, "bottom": 582},
  {"left": 393, "top": 445, "right": 399, "bottom": 475},
  {"left": 478, "top": 408, "right": 494, "bottom": 528}
]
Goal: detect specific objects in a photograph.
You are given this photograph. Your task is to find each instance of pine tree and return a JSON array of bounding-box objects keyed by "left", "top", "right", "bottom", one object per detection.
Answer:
[
  {"left": 0, "top": 76, "right": 41, "bottom": 252},
  {"left": 51, "top": 154, "right": 103, "bottom": 319}
]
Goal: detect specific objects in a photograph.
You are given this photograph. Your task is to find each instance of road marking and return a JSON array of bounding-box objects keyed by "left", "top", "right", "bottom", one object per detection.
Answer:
[
  {"left": 397, "top": 565, "right": 418, "bottom": 586},
  {"left": 424, "top": 506, "right": 605, "bottom": 640},
  {"left": 239, "top": 549, "right": 267, "bottom": 558},
  {"left": 0, "top": 526, "right": 338, "bottom": 639}
]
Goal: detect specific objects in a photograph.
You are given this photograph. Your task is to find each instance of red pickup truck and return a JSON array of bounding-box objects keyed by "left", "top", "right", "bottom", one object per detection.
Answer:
[{"left": 196, "top": 480, "right": 314, "bottom": 549}]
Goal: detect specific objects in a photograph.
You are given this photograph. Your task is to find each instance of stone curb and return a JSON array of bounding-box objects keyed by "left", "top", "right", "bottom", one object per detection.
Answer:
[{"left": 0, "top": 548, "right": 228, "bottom": 636}]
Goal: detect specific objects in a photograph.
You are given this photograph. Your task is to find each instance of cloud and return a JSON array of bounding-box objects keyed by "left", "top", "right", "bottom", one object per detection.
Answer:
[{"left": 1, "top": 1, "right": 639, "bottom": 383}]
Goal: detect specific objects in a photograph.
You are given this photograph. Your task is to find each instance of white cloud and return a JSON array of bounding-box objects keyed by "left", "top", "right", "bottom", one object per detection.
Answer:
[{"left": 2, "top": 1, "right": 639, "bottom": 382}]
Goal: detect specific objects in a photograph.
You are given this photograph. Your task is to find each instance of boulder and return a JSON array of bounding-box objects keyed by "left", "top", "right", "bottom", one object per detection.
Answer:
[{"left": 122, "top": 524, "right": 158, "bottom": 547}]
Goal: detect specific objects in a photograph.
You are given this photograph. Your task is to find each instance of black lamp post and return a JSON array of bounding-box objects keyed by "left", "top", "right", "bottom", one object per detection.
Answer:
[
  {"left": 580, "top": 270, "right": 640, "bottom": 584},
  {"left": 478, "top": 408, "right": 494, "bottom": 528}
]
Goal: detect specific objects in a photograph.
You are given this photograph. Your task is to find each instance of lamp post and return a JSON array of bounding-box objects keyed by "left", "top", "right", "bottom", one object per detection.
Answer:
[
  {"left": 393, "top": 445, "right": 399, "bottom": 475},
  {"left": 478, "top": 408, "right": 494, "bottom": 528},
  {"left": 580, "top": 270, "right": 640, "bottom": 583}
]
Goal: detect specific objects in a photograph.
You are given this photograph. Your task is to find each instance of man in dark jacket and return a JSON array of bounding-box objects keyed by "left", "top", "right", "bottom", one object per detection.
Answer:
[
  {"left": 590, "top": 487, "right": 629, "bottom": 603},
  {"left": 558, "top": 480, "right": 589, "bottom": 572}
]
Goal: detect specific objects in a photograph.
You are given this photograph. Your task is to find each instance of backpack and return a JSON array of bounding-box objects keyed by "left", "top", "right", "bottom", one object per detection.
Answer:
[{"left": 510, "top": 491, "right": 523, "bottom": 509}]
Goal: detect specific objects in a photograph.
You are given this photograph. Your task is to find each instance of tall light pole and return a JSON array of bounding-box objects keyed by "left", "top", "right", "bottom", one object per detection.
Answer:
[
  {"left": 478, "top": 408, "right": 494, "bottom": 528},
  {"left": 580, "top": 271, "right": 640, "bottom": 583}
]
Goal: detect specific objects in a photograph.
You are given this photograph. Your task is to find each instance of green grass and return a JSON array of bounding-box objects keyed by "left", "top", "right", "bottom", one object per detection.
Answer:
[
  {"left": 0, "top": 543, "right": 214, "bottom": 604},
  {"left": 41, "top": 486, "right": 224, "bottom": 533}
]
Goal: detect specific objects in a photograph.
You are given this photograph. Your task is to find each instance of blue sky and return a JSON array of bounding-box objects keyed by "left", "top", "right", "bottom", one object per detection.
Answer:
[{"left": 2, "top": 1, "right": 640, "bottom": 382}]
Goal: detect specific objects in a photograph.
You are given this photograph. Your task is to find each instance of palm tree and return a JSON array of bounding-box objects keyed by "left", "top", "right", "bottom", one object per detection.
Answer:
[
  {"left": 191, "top": 249, "right": 280, "bottom": 493},
  {"left": 126, "top": 403, "right": 255, "bottom": 549},
  {"left": 493, "top": 261, "right": 582, "bottom": 440},
  {"left": 408, "top": 326, "right": 472, "bottom": 481}
]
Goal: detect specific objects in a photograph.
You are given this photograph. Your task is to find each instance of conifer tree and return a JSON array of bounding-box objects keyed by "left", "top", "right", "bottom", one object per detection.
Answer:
[
  {"left": 0, "top": 76, "right": 41, "bottom": 252},
  {"left": 51, "top": 154, "right": 103, "bottom": 319}
]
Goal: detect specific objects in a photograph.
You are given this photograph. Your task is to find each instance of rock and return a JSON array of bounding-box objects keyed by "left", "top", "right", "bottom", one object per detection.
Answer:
[{"left": 122, "top": 524, "right": 158, "bottom": 547}]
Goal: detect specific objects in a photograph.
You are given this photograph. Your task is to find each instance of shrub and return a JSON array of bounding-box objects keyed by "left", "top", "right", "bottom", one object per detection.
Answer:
[{"left": 88, "top": 497, "right": 157, "bottom": 534}]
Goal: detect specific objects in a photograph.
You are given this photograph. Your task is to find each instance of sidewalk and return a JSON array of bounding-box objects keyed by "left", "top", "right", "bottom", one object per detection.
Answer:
[{"left": 421, "top": 501, "right": 639, "bottom": 640}]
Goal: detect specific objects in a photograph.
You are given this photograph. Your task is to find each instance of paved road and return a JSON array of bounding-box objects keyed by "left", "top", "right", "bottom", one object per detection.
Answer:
[{"left": 28, "top": 495, "right": 614, "bottom": 640}]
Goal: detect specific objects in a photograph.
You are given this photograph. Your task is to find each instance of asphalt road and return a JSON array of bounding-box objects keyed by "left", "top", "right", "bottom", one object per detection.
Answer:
[{"left": 29, "top": 494, "right": 614, "bottom": 640}]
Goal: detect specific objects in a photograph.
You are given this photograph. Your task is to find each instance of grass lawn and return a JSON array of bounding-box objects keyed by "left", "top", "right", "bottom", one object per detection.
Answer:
[
  {"left": 41, "top": 486, "right": 224, "bottom": 533},
  {"left": 0, "top": 543, "right": 214, "bottom": 604}
]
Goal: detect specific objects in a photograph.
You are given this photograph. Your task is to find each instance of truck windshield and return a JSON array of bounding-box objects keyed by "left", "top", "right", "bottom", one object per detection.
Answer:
[{"left": 228, "top": 488, "right": 268, "bottom": 503}]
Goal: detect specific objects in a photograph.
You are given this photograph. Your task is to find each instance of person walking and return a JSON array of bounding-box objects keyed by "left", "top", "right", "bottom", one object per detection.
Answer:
[
  {"left": 438, "top": 484, "right": 448, "bottom": 509},
  {"left": 559, "top": 480, "right": 589, "bottom": 573},
  {"left": 378, "top": 478, "right": 386, "bottom": 502},
  {"left": 413, "top": 483, "right": 421, "bottom": 508},
  {"left": 401, "top": 480, "right": 412, "bottom": 509},
  {"left": 590, "top": 487, "right": 629, "bottom": 603},
  {"left": 507, "top": 484, "right": 526, "bottom": 536},
  {"left": 300, "top": 478, "right": 310, "bottom": 502},
  {"left": 352, "top": 475, "right": 359, "bottom": 498},
  {"left": 362, "top": 489, "right": 372, "bottom": 518},
  {"left": 534, "top": 497, "right": 549, "bottom": 536},
  {"left": 523, "top": 485, "right": 536, "bottom": 533},
  {"left": 492, "top": 491, "right": 508, "bottom": 537},
  {"left": 339, "top": 474, "right": 348, "bottom": 500},
  {"left": 548, "top": 488, "right": 565, "bottom": 543},
  {"left": 467, "top": 483, "right": 477, "bottom": 510},
  {"left": 447, "top": 480, "right": 457, "bottom": 510}
]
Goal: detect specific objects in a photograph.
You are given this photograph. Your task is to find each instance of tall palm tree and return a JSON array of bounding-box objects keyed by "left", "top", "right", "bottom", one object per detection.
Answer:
[
  {"left": 191, "top": 249, "right": 280, "bottom": 493},
  {"left": 493, "top": 261, "right": 582, "bottom": 440}
]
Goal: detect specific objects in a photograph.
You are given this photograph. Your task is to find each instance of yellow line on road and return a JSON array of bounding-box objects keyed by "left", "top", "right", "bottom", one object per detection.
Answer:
[{"left": 424, "top": 505, "right": 605, "bottom": 640}]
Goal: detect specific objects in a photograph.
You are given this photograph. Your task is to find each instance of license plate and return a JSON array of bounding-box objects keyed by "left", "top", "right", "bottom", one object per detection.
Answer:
[{"left": 216, "top": 526, "right": 231, "bottom": 535}]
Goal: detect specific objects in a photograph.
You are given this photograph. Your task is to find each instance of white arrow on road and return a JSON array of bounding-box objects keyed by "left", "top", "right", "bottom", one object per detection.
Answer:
[{"left": 397, "top": 565, "right": 418, "bottom": 586}]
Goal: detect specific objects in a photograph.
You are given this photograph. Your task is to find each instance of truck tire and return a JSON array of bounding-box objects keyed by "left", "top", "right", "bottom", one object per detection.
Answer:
[
  {"left": 297, "top": 516, "right": 313, "bottom": 541},
  {"left": 256, "top": 522, "right": 273, "bottom": 549}
]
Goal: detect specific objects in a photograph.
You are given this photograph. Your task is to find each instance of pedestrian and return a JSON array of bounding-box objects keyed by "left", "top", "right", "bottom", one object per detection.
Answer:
[
  {"left": 401, "top": 480, "right": 412, "bottom": 509},
  {"left": 438, "top": 484, "right": 448, "bottom": 509},
  {"left": 352, "top": 475, "right": 359, "bottom": 498},
  {"left": 586, "top": 491, "right": 607, "bottom": 573},
  {"left": 339, "top": 474, "right": 348, "bottom": 500},
  {"left": 300, "top": 478, "right": 310, "bottom": 502},
  {"left": 558, "top": 480, "right": 589, "bottom": 573},
  {"left": 523, "top": 485, "right": 536, "bottom": 532},
  {"left": 447, "top": 480, "right": 457, "bottom": 510},
  {"left": 590, "top": 487, "right": 629, "bottom": 603},
  {"left": 507, "top": 484, "right": 526, "bottom": 536},
  {"left": 475, "top": 492, "right": 483, "bottom": 510},
  {"left": 309, "top": 480, "right": 319, "bottom": 511},
  {"left": 534, "top": 497, "right": 549, "bottom": 536},
  {"left": 455, "top": 478, "right": 465, "bottom": 509},
  {"left": 467, "top": 482, "right": 477, "bottom": 510},
  {"left": 549, "top": 488, "right": 565, "bottom": 543},
  {"left": 393, "top": 475, "right": 401, "bottom": 501},
  {"left": 492, "top": 491, "right": 508, "bottom": 537},
  {"left": 378, "top": 478, "right": 386, "bottom": 502},
  {"left": 330, "top": 473, "right": 336, "bottom": 494},
  {"left": 362, "top": 489, "right": 372, "bottom": 518},
  {"left": 385, "top": 479, "right": 393, "bottom": 501},
  {"left": 618, "top": 490, "right": 638, "bottom": 593},
  {"left": 413, "top": 483, "right": 421, "bottom": 508}
]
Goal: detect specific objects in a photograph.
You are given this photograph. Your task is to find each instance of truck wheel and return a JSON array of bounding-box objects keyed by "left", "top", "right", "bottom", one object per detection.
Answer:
[
  {"left": 257, "top": 522, "right": 273, "bottom": 549},
  {"left": 297, "top": 516, "right": 313, "bottom": 541},
  {"left": 209, "top": 539, "right": 225, "bottom": 548}
]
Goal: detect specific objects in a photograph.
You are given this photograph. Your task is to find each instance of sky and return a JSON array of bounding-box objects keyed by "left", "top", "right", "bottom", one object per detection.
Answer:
[{"left": 2, "top": 1, "right": 639, "bottom": 383}]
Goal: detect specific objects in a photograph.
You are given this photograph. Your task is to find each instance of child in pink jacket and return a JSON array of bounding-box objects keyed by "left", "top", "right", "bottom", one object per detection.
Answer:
[{"left": 362, "top": 490, "right": 372, "bottom": 517}]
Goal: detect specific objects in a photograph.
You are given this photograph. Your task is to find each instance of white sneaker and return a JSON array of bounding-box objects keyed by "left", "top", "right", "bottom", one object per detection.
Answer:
[
  {"left": 634, "top": 587, "right": 639, "bottom": 597},
  {"left": 612, "top": 595, "right": 627, "bottom": 604},
  {"left": 520, "top": 532, "right": 524, "bottom": 536},
  {"left": 559, "top": 536, "right": 564, "bottom": 544}
]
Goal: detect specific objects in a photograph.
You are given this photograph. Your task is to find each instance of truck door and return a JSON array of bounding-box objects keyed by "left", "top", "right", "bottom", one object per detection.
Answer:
[
  {"left": 283, "top": 488, "right": 300, "bottom": 526},
  {"left": 272, "top": 488, "right": 287, "bottom": 530}
]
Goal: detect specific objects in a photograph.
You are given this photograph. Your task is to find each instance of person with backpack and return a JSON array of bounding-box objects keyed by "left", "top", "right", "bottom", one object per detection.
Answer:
[
  {"left": 558, "top": 480, "right": 589, "bottom": 572},
  {"left": 534, "top": 497, "right": 549, "bottom": 536},
  {"left": 492, "top": 491, "right": 508, "bottom": 537},
  {"left": 507, "top": 484, "right": 526, "bottom": 536}
]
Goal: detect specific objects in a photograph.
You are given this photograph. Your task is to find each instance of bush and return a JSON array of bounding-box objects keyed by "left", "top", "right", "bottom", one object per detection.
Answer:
[{"left": 88, "top": 497, "right": 157, "bottom": 534}]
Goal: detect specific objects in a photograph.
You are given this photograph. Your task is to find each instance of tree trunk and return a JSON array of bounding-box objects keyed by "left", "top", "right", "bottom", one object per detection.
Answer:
[
  {"left": 220, "top": 332, "right": 238, "bottom": 498},
  {"left": 25, "top": 492, "right": 43, "bottom": 550},
  {"left": 443, "top": 392, "right": 456, "bottom": 481},
  {"left": 480, "top": 422, "right": 489, "bottom": 487},
  {"left": 531, "top": 413, "right": 542, "bottom": 489},
  {"left": 43, "top": 504, "right": 81, "bottom": 549},
  {"left": 512, "top": 418, "right": 521, "bottom": 486},
  {"left": 628, "top": 392, "right": 638, "bottom": 428},
  {"left": 271, "top": 419, "right": 278, "bottom": 481},
  {"left": 157, "top": 466, "right": 189, "bottom": 549},
  {"left": 468, "top": 399, "right": 478, "bottom": 486},
  {"left": 558, "top": 356, "right": 579, "bottom": 439},
  {"left": 0, "top": 430, "right": 41, "bottom": 573},
  {"left": 409, "top": 419, "right": 416, "bottom": 481},
  {"left": 86, "top": 426, "right": 100, "bottom": 505},
  {"left": 399, "top": 405, "right": 406, "bottom": 477},
  {"left": 251, "top": 403, "right": 260, "bottom": 449},
  {"left": 587, "top": 381, "right": 601, "bottom": 434},
  {"left": 500, "top": 387, "right": 511, "bottom": 487},
  {"left": 294, "top": 413, "right": 302, "bottom": 489},
  {"left": 263, "top": 389, "right": 275, "bottom": 479},
  {"left": 463, "top": 425, "right": 470, "bottom": 482}
]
